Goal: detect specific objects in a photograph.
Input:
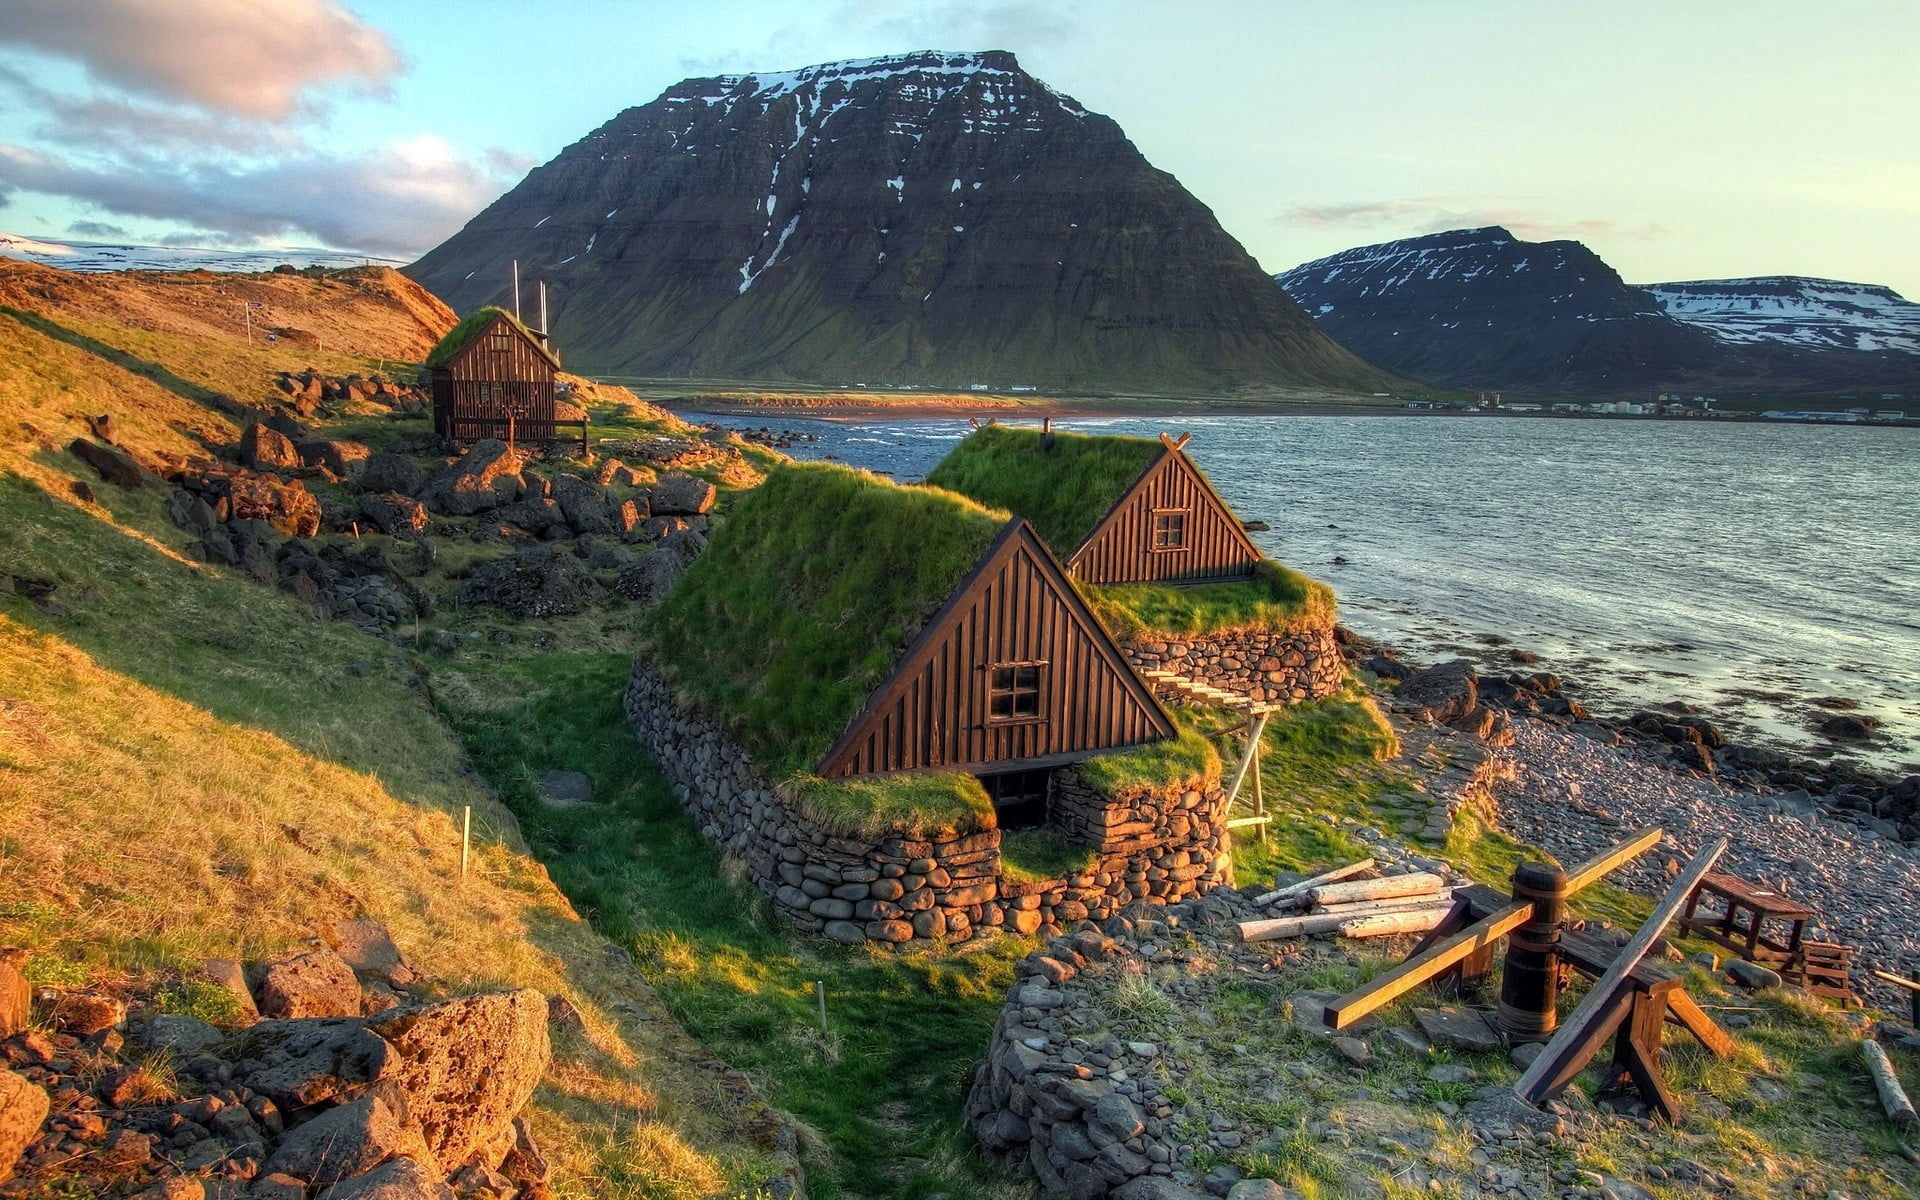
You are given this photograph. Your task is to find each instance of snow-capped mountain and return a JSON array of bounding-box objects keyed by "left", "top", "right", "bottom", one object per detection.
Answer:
[
  {"left": 0, "top": 232, "right": 400, "bottom": 273},
  {"left": 409, "top": 51, "right": 1391, "bottom": 392},
  {"left": 1642, "top": 277, "right": 1920, "bottom": 355},
  {"left": 1274, "top": 227, "right": 1721, "bottom": 391},
  {"left": 1277, "top": 228, "right": 1920, "bottom": 395}
]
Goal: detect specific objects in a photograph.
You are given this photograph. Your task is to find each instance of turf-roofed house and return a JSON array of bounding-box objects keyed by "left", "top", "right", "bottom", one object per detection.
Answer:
[
  {"left": 425, "top": 306, "right": 588, "bottom": 452},
  {"left": 924, "top": 424, "right": 1346, "bottom": 707},
  {"left": 623, "top": 463, "right": 1237, "bottom": 948}
]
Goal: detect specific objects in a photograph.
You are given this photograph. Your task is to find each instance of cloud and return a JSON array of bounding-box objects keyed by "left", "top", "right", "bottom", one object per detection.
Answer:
[
  {"left": 0, "top": 62, "right": 300, "bottom": 156},
  {"left": 1275, "top": 197, "right": 1663, "bottom": 243},
  {"left": 65, "top": 219, "right": 127, "bottom": 237},
  {"left": 0, "top": 135, "right": 517, "bottom": 255},
  {"left": 0, "top": 0, "right": 400, "bottom": 120}
]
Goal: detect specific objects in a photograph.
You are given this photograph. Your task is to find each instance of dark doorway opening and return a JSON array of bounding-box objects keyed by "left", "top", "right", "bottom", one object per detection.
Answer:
[{"left": 981, "top": 768, "right": 1052, "bottom": 830}]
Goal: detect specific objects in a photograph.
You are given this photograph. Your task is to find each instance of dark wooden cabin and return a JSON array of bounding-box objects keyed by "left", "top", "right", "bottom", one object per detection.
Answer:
[
  {"left": 425, "top": 307, "right": 587, "bottom": 451},
  {"left": 645, "top": 463, "right": 1175, "bottom": 828},
  {"left": 923, "top": 425, "right": 1263, "bottom": 586}
]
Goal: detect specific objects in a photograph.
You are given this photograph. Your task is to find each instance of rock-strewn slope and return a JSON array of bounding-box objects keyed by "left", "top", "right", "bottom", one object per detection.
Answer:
[{"left": 408, "top": 51, "right": 1392, "bottom": 394}]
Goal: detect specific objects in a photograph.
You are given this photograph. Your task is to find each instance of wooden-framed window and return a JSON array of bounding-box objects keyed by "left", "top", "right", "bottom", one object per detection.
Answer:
[
  {"left": 987, "top": 661, "right": 1047, "bottom": 723},
  {"left": 486, "top": 328, "right": 513, "bottom": 354},
  {"left": 1152, "top": 508, "right": 1188, "bottom": 551},
  {"left": 980, "top": 768, "right": 1051, "bottom": 829}
]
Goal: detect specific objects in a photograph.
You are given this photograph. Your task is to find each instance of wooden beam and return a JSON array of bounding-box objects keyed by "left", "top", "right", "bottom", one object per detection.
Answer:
[
  {"left": 1324, "top": 900, "right": 1534, "bottom": 1030},
  {"left": 1222, "top": 711, "right": 1268, "bottom": 809},
  {"left": 1337, "top": 909, "right": 1453, "bottom": 939},
  {"left": 1663, "top": 989, "right": 1734, "bottom": 1058},
  {"left": 1515, "top": 837, "right": 1727, "bottom": 1106},
  {"left": 1239, "top": 897, "right": 1457, "bottom": 943},
  {"left": 1863, "top": 1039, "right": 1918, "bottom": 1127},
  {"left": 1310, "top": 872, "right": 1445, "bottom": 907},
  {"left": 1159, "top": 431, "right": 1192, "bottom": 452},
  {"left": 1563, "top": 826, "right": 1665, "bottom": 895},
  {"left": 1869, "top": 969, "right": 1920, "bottom": 992},
  {"left": 1253, "top": 859, "right": 1375, "bottom": 909}
]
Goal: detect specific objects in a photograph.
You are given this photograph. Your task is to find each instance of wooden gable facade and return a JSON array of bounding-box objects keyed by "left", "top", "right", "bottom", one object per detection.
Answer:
[
  {"left": 428, "top": 309, "right": 586, "bottom": 450},
  {"left": 819, "top": 519, "right": 1175, "bottom": 780},
  {"left": 1067, "top": 434, "right": 1264, "bottom": 585}
]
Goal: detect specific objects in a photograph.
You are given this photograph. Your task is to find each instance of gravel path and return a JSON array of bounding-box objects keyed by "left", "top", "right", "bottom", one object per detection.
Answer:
[{"left": 1493, "top": 717, "right": 1920, "bottom": 1013}]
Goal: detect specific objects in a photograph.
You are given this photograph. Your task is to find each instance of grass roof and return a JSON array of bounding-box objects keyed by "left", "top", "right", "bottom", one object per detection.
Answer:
[
  {"left": 425, "top": 306, "right": 559, "bottom": 369},
  {"left": 1084, "top": 560, "right": 1337, "bottom": 639},
  {"left": 922, "top": 424, "right": 1164, "bottom": 550},
  {"left": 644, "top": 462, "right": 1007, "bottom": 781}
]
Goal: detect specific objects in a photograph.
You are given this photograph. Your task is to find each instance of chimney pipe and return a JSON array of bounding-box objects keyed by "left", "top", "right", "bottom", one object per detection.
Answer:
[
  {"left": 511, "top": 259, "right": 521, "bottom": 322},
  {"left": 539, "top": 280, "right": 549, "bottom": 339}
]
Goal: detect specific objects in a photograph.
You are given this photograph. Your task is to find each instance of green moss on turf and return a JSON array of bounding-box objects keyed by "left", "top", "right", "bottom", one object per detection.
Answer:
[
  {"left": 1079, "top": 717, "right": 1221, "bottom": 796},
  {"left": 424, "top": 306, "right": 558, "bottom": 369},
  {"left": 1085, "top": 559, "right": 1336, "bottom": 638},
  {"left": 923, "top": 424, "right": 1162, "bottom": 549},
  {"left": 999, "top": 827, "right": 1099, "bottom": 884},
  {"left": 783, "top": 771, "right": 994, "bottom": 840}
]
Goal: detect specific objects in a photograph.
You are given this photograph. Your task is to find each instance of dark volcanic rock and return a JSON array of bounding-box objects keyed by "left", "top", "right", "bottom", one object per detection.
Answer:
[
  {"left": 1392, "top": 659, "right": 1479, "bottom": 725},
  {"left": 408, "top": 51, "right": 1390, "bottom": 393},
  {"left": 68, "top": 438, "right": 145, "bottom": 488},
  {"left": 456, "top": 546, "right": 604, "bottom": 617}
]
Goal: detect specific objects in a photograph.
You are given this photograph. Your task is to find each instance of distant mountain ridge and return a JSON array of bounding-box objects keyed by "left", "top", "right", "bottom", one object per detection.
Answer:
[
  {"left": 407, "top": 50, "right": 1392, "bottom": 393},
  {"left": 0, "top": 232, "right": 401, "bottom": 273},
  {"left": 1642, "top": 277, "right": 1920, "bottom": 356},
  {"left": 1276, "top": 227, "right": 1920, "bottom": 395}
]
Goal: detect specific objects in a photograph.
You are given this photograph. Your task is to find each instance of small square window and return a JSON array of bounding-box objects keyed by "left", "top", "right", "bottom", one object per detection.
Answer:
[
  {"left": 486, "top": 330, "right": 513, "bottom": 353},
  {"left": 988, "top": 662, "right": 1045, "bottom": 721},
  {"left": 1153, "top": 510, "right": 1187, "bottom": 550}
]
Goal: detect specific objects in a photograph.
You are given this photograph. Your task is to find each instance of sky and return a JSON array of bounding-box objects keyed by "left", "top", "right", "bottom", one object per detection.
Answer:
[{"left": 1, "top": 0, "right": 1916, "bottom": 293}]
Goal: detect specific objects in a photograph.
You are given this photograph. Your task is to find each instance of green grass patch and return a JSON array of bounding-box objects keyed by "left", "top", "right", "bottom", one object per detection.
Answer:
[
  {"left": 644, "top": 463, "right": 1005, "bottom": 779},
  {"left": 784, "top": 771, "right": 994, "bottom": 840},
  {"left": 922, "top": 423, "right": 1162, "bottom": 549},
  {"left": 429, "top": 650, "right": 1035, "bottom": 1200},
  {"left": 1078, "top": 715, "right": 1221, "bottom": 796},
  {"left": 1084, "top": 559, "right": 1336, "bottom": 638},
  {"left": 999, "top": 827, "right": 1099, "bottom": 884}
]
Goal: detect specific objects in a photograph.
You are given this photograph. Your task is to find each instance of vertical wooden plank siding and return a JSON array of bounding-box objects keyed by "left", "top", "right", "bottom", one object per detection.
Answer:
[
  {"left": 822, "top": 528, "right": 1171, "bottom": 778},
  {"left": 431, "top": 313, "right": 564, "bottom": 443},
  {"left": 1071, "top": 452, "right": 1262, "bottom": 584}
]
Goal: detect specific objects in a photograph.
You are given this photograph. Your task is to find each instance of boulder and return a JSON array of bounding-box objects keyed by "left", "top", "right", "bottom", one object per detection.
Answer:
[
  {"left": 51, "top": 991, "right": 126, "bottom": 1035},
  {"left": 364, "top": 989, "right": 550, "bottom": 1169},
  {"left": 0, "top": 948, "right": 27, "bottom": 1038},
  {"left": 1361, "top": 652, "right": 1415, "bottom": 682},
  {"left": 144, "top": 1014, "right": 224, "bottom": 1055},
  {"left": 1818, "top": 713, "right": 1880, "bottom": 741},
  {"left": 551, "top": 474, "right": 617, "bottom": 535},
  {"left": 0, "top": 1069, "right": 50, "bottom": 1184},
  {"left": 420, "top": 441, "right": 525, "bottom": 516},
  {"left": 1228, "top": 1183, "right": 1306, "bottom": 1200},
  {"left": 648, "top": 471, "right": 715, "bottom": 516},
  {"left": 232, "top": 1018, "right": 395, "bottom": 1109},
  {"left": 491, "top": 497, "right": 566, "bottom": 536},
  {"left": 327, "top": 919, "right": 416, "bottom": 989},
  {"left": 228, "top": 473, "right": 322, "bottom": 538},
  {"left": 611, "top": 498, "right": 648, "bottom": 538},
  {"left": 68, "top": 438, "right": 145, "bottom": 488},
  {"left": 265, "top": 1089, "right": 435, "bottom": 1185},
  {"left": 314, "top": 1157, "right": 454, "bottom": 1200},
  {"left": 258, "top": 947, "right": 363, "bottom": 1019},
  {"left": 241, "top": 422, "right": 303, "bottom": 471},
  {"left": 199, "top": 958, "right": 260, "bottom": 1025},
  {"left": 610, "top": 530, "right": 706, "bottom": 605},
  {"left": 358, "top": 492, "right": 430, "bottom": 537},
  {"left": 534, "top": 771, "right": 595, "bottom": 809},
  {"left": 1393, "top": 660, "right": 1479, "bottom": 725},
  {"left": 297, "top": 437, "right": 373, "bottom": 479},
  {"left": 1114, "top": 1178, "right": 1211, "bottom": 1200},
  {"left": 455, "top": 547, "right": 603, "bottom": 618},
  {"left": 356, "top": 453, "right": 427, "bottom": 497}
]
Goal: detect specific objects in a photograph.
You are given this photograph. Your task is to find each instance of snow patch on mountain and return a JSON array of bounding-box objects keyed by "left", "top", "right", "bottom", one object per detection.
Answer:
[
  {"left": 1642, "top": 277, "right": 1920, "bottom": 355},
  {"left": 0, "top": 232, "right": 399, "bottom": 273}
]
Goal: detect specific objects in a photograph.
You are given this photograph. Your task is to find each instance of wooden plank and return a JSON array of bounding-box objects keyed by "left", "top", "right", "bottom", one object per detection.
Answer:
[
  {"left": 1252, "top": 859, "right": 1376, "bottom": 909},
  {"left": 1324, "top": 900, "right": 1534, "bottom": 1030},
  {"left": 1515, "top": 837, "right": 1727, "bottom": 1106},
  {"left": 1663, "top": 989, "right": 1734, "bottom": 1057},
  {"left": 1225, "top": 815, "right": 1271, "bottom": 830},
  {"left": 1310, "top": 872, "right": 1446, "bottom": 907},
  {"left": 1863, "top": 1039, "right": 1918, "bottom": 1127},
  {"left": 1563, "top": 826, "right": 1664, "bottom": 895},
  {"left": 1525, "top": 976, "right": 1638, "bottom": 1101},
  {"left": 1239, "top": 898, "right": 1456, "bottom": 943},
  {"left": 1222, "top": 712, "right": 1268, "bottom": 808},
  {"left": 1869, "top": 970, "right": 1920, "bottom": 993}
]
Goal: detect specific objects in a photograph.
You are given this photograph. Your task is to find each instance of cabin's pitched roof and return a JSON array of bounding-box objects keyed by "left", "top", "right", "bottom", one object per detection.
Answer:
[
  {"left": 424, "top": 306, "right": 560, "bottom": 370},
  {"left": 922, "top": 425, "right": 1164, "bottom": 550},
  {"left": 644, "top": 463, "right": 1007, "bottom": 778}
]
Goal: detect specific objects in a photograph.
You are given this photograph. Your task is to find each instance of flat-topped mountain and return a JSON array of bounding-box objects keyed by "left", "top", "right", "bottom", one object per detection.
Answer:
[
  {"left": 407, "top": 51, "right": 1390, "bottom": 393},
  {"left": 1643, "top": 277, "right": 1920, "bottom": 356},
  {"left": 1277, "top": 227, "right": 1920, "bottom": 395}
]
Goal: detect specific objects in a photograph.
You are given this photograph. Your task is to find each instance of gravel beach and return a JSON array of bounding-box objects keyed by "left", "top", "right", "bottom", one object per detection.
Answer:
[{"left": 1493, "top": 717, "right": 1920, "bottom": 1012}]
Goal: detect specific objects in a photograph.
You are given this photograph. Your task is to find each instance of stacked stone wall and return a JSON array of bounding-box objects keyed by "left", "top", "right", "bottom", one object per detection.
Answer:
[
  {"left": 1121, "top": 623, "right": 1344, "bottom": 705},
  {"left": 624, "top": 660, "right": 1231, "bottom": 949}
]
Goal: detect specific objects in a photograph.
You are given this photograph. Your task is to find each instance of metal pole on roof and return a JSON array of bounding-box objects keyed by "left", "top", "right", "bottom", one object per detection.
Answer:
[
  {"left": 511, "top": 259, "right": 522, "bottom": 322},
  {"left": 539, "top": 280, "right": 549, "bottom": 338}
]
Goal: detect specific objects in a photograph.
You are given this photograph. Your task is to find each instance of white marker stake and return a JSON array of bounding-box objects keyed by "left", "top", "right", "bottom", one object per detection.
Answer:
[{"left": 461, "top": 805, "right": 472, "bottom": 878}]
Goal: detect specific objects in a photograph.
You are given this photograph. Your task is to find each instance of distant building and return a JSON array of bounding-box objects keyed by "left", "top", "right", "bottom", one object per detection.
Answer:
[{"left": 425, "top": 307, "right": 587, "bottom": 452}]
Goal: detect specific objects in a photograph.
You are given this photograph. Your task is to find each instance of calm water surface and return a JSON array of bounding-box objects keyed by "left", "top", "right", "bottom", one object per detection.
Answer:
[{"left": 679, "top": 411, "right": 1920, "bottom": 771}]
